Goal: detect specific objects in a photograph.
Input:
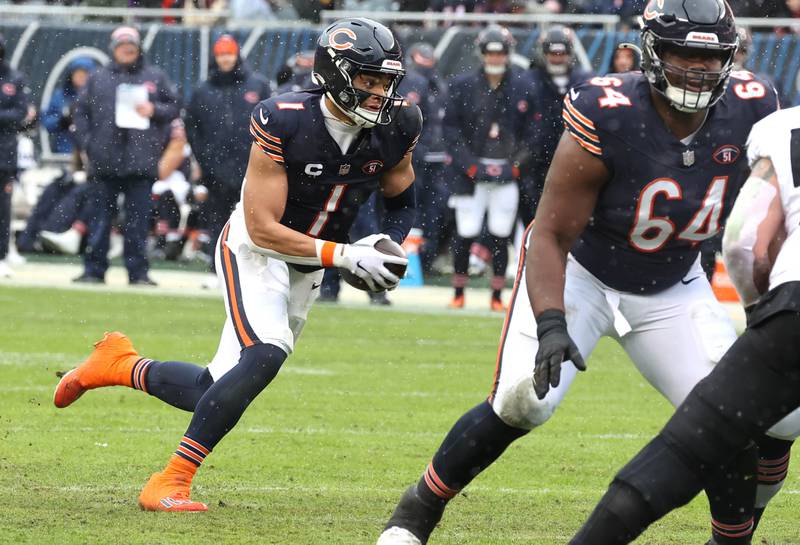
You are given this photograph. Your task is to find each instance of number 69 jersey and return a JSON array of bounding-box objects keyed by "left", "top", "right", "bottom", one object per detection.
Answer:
[{"left": 563, "top": 71, "right": 778, "bottom": 294}]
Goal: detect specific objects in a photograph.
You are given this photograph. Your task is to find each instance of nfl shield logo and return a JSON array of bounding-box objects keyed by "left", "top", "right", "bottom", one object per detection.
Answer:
[
  {"left": 338, "top": 164, "right": 351, "bottom": 175},
  {"left": 682, "top": 149, "right": 695, "bottom": 167}
]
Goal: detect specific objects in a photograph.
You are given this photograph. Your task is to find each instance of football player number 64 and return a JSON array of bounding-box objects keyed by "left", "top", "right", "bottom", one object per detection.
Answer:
[{"left": 629, "top": 176, "right": 728, "bottom": 252}]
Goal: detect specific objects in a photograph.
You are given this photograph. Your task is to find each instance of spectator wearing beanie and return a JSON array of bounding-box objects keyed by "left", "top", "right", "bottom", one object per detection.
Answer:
[
  {"left": 72, "top": 25, "right": 180, "bottom": 285},
  {"left": 185, "top": 34, "right": 271, "bottom": 287}
]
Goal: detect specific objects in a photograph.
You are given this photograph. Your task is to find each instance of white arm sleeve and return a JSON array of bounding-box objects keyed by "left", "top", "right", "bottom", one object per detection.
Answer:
[{"left": 722, "top": 175, "right": 777, "bottom": 307}]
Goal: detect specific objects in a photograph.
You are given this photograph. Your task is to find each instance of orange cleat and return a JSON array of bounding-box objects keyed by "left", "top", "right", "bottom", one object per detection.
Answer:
[
  {"left": 448, "top": 295, "right": 465, "bottom": 309},
  {"left": 139, "top": 471, "right": 208, "bottom": 512},
  {"left": 490, "top": 298, "right": 507, "bottom": 312},
  {"left": 53, "top": 331, "right": 141, "bottom": 408}
]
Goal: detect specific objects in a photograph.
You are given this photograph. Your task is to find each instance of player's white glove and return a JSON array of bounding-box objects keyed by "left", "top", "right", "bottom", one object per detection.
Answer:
[{"left": 333, "top": 234, "right": 408, "bottom": 291}]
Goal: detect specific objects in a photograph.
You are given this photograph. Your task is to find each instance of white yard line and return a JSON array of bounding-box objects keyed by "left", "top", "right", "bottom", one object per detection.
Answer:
[
  {"left": 2, "top": 424, "right": 649, "bottom": 441},
  {"left": 15, "top": 482, "right": 800, "bottom": 497}
]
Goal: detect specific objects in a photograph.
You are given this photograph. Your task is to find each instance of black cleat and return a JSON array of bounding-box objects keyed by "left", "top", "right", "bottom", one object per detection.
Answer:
[
  {"left": 369, "top": 292, "right": 392, "bottom": 306},
  {"left": 129, "top": 277, "right": 158, "bottom": 286},
  {"left": 378, "top": 485, "right": 446, "bottom": 545},
  {"left": 73, "top": 273, "right": 105, "bottom": 284}
]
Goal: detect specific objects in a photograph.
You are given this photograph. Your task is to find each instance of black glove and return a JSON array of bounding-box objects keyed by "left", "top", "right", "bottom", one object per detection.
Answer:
[{"left": 533, "top": 309, "right": 586, "bottom": 400}]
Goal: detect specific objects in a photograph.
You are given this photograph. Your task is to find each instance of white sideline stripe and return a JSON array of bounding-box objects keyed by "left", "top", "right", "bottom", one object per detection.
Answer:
[{"left": 0, "top": 262, "right": 511, "bottom": 318}]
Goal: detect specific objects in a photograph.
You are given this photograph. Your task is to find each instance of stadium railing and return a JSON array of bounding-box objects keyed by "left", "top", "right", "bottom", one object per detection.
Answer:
[{"left": 0, "top": 5, "right": 791, "bottom": 164}]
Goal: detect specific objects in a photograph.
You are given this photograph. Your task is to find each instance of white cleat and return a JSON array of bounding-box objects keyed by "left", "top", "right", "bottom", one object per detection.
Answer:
[
  {"left": 6, "top": 247, "right": 26, "bottom": 266},
  {"left": 41, "top": 228, "right": 81, "bottom": 255},
  {"left": 377, "top": 527, "right": 422, "bottom": 545}
]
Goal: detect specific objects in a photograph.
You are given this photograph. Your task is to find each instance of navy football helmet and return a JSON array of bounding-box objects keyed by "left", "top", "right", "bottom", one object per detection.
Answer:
[
  {"left": 536, "top": 25, "right": 575, "bottom": 76},
  {"left": 641, "top": 0, "right": 738, "bottom": 112},
  {"left": 476, "top": 25, "right": 515, "bottom": 75},
  {"left": 313, "top": 18, "right": 405, "bottom": 128}
]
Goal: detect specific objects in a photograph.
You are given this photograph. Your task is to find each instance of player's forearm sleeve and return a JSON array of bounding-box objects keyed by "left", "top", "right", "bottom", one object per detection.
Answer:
[
  {"left": 722, "top": 176, "right": 776, "bottom": 307},
  {"left": 381, "top": 184, "right": 417, "bottom": 244}
]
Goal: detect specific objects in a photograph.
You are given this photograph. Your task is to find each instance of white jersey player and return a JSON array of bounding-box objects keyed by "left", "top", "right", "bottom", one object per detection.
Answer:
[{"left": 724, "top": 104, "right": 800, "bottom": 443}]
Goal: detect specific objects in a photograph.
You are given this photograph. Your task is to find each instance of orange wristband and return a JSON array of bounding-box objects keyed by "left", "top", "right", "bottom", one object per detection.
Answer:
[{"left": 318, "top": 240, "right": 338, "bottom": 268}]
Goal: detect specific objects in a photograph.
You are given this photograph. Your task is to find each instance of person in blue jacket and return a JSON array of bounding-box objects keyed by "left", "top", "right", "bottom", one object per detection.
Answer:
[{"left": 42, "top": 57, "right": 95, "bottom": 154}]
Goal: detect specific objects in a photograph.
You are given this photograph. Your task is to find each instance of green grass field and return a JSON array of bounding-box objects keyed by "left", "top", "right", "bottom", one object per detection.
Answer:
[{"left": 1, "top": 286, "right": 798, "bottom": 545}]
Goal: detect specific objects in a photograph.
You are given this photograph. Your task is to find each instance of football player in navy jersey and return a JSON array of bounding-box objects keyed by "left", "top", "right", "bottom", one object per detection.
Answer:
[
  {"left": 569, "top": 105, "right": 800, "bottom": 545},
  {"left": 53, "top": 18, "right": 421, "bottom": 512},
  {"left": 377, "top": 2, "right": 797, "bottom": 544}
]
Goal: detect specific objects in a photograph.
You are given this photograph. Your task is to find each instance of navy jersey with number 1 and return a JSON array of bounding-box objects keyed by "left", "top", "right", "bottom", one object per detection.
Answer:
[
  {"left": 248, "top": 89, "right": 422, "bottom": 244},
  {"left": 562, "top": 71, "right": 778, "bottom": 293}
]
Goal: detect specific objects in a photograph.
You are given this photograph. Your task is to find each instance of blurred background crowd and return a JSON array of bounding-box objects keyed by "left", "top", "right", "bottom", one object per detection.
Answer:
[
  {"left": 1, "top": 0, "right": 800, "bottom": 26},
  {"left": 0, "top": 2, "right": 789, "bottom": 309}
]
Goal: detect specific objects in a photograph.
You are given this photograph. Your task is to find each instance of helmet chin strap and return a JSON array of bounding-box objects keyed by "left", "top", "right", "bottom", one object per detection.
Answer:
[
  {"left": 664, "top": 81, "right": 712, "bottom": 113},
  {"left": 546, "top": 62, "right": 569, "bottom": 76},
  {"left": 484, "top": 64, "right": 506, "bottom": 76},
  {"left": 351, "top": 106, "right": 379, "bottom": 128}
]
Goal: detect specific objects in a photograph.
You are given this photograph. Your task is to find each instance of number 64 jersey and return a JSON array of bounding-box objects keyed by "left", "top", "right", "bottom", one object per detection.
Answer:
[{"left": 563, "top": 71, "right": 778, "bottom": 294}]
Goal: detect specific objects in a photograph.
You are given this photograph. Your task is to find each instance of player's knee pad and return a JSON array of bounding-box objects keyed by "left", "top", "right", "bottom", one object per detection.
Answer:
[
  {"left": 288, "top": 316, "right": 307, "bottom": 344},
  {"left": 756, "top": 481, "right": 785, "bottom": 509},
  {"left": 493, "top": 375, "right": 557, "bottom": 430},
  {"left": 616, "top": 435, "right": 701, "bottom": 517},
  {"left": 766, "top": 407, "right": 800, "bottom": 441},
  {"left": 755, "top": 435, "right": 792, "bottom": 508}
]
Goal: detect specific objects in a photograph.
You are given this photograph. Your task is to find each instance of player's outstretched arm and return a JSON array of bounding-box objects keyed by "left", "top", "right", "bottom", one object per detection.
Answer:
[
  {"left": 722, "top": 157, "right": 786, "bottom": 306},
  {"left": 527, "top": 132, "right": 609, "bottom": 398}
]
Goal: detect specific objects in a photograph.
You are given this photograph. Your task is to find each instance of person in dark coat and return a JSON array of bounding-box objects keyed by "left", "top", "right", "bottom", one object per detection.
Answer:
[
  {"left": 72, "top": 25, "right": 180, "bottom": 285},
  {"left": 42, "top": 57, "right": 96, "bottom": 155},
  {"left": 396, "top": 43, "right": 450, "bottom": 275},
  {"left": 521, "top": 24, "right": 594, "bottom": 226},
  {"left": 0, "top": 33, "right": 32, "bottom": 278},
  {"left": 444, "top": 26, "right": 534, "bottom": 311},
  {"left": 184, "top": 34, "right": 272, "bottom": 283}
]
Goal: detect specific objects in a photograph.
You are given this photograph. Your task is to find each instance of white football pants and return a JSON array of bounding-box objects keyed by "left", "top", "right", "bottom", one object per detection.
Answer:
[
  {"left": 449, "top": 181, "right": 519, "bottom": 238},
  {"left": 490, "top": 229, "right": 800, "bottom": 440},
  {"left": 206, "top": 215, "right": 323, "bottom": 381}
]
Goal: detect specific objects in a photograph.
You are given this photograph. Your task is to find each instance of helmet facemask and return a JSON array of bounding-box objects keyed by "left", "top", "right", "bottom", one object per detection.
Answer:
[
  {"left": 315, "top": 49, "right": 405, "bottom": 128},
  {"left": 543, "top": 43, "right": 572, "bottom": 76},
  {"left": 477, "top": 25, "right": 515, "bottom": 77},
  {"left": 642, "top": 29, "right": 737, "bottom": 113}
]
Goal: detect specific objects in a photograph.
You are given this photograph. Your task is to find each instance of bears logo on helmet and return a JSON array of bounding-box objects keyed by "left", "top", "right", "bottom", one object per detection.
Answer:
[{"left": 312, "top": 18, "right": 405, "bottom": 128}]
